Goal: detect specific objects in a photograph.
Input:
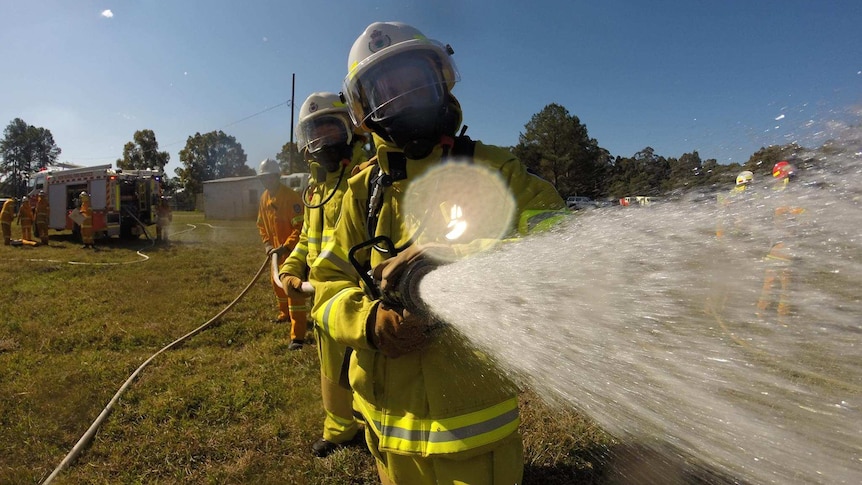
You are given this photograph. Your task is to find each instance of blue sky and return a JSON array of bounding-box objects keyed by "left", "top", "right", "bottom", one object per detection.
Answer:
[{"left": 1, "top": 1, "right": 860, "bottom": 178}]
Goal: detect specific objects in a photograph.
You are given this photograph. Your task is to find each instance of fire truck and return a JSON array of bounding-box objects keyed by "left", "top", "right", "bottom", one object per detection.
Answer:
[{"left": 28, "top": 164, "right": 165, "bottom": 239}]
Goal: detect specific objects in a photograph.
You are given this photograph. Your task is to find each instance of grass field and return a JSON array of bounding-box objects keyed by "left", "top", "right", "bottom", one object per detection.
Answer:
[{"left": 1, "top": 212, "right": 616, "bottom": 484}]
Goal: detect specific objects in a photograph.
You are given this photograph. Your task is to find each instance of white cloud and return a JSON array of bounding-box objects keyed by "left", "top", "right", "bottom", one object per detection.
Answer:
[{"left": 101, "top": 10, "right": 114, "bottom": 18}]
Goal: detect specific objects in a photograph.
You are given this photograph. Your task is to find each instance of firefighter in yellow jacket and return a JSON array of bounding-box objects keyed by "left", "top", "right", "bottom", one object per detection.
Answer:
[
  {"left": 257, "top": 158, "right": 307, "bottom": 349},
  {"left": 35, "top": 191, "right": 50, "bottom": 245},
  {"left": 1, "top": 197, "right": 16, "bottom": 245},
  {"left": 17, "top": 195, "right": 34, "bottom": 242},
  {"left": 716, "top": 170, "right": 754, "bottom": 239},
  {"left": 279, "top": 92, "right": 367, "bottom": 457},
  {"left": 79, "top": 192, "right": 95, "bottom": 249},
  {"left": 310, "top": 22, "right": 568, "bottom": 484}
]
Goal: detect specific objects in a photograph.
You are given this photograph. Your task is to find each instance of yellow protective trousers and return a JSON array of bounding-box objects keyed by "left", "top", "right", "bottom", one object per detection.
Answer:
[
  {"left": 20, "top": 217, "right": 33, "bottom": 241},
  {"left": 369, "top": 426, "right": 524, "bottom": 485},
  {"left": 81, "top": 217, "right": 94, "bottom": 245},
  {"left": 36, "top": 218, "right": 48, "bottom": 244},
  {"left": 1, "top": 221, "right": 11, "bottom": 245},
  {"left": 315, "top": 325, "right": 359, "bottom": 443}
]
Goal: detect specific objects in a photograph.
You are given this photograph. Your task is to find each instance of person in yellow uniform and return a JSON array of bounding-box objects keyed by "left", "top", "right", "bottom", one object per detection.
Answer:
[
  {"left": 757, "top": 161, "right": 805, "bottom": 324},
  {"left": 79, "top": 192, "right": 95, "bottom": 249},
  {"left": 17, "top": 195, "right": 34, "bottom": 242},
  {"left": 34, "top": 191, "right": 50, "bottom": 245},
  {"left": 716, "top": 170, "right": 754, "bottom": 239},
  {"left": 256, "top": 158, "right": 307, "bottom": 350},
  {"left": 279, "top": 92, "right": 367, "bottom": 457},
  {"left": 310, "top": 22, "right": 568, "bottom": 485},
  {"left": 1, "top": 197, "right": 16, "bottom": 245}
]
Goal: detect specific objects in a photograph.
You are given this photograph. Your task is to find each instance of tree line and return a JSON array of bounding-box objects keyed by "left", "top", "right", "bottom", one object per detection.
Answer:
[
  {"left": 0, "top": 104, "right": 816, "bottom": 205},
  {"left": 513, "top": 103, "right": 812, "bottom": 201}
]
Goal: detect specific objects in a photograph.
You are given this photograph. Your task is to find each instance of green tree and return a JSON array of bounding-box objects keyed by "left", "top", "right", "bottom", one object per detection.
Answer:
[
  {"left": 175, "top": 130, "right": 253, "bottom": 196},
  {"left": 275, "top": 141, "right": 308, "bottom": 174},
  {"left": 0, "top": 118, "right": 61, "bottom": 197},
  {"left": 513, "top": 103, "right": 611, "bottom": 198},
  {"left": 606, "top": 147, "right": 671, "bottom": 197},
  {"left": 117, "top": 129, "right": 170, "bottom": 171}
]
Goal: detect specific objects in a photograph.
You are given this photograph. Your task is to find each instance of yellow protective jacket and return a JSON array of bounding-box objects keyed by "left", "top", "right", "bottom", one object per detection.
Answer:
[
  {"left": 17, "top": 201, "right": 33, "bottom": 224},
  {"left": 0, "top": 199, "right": 15, "bottom": 224},
  {"left": 715, "top": 184, "right": 757, "bottom": 238},
  {"left": 309, "top": 138, "right": 567, "bottom": 456},
  {"left": 35, "top": 196, "right": 49, "bottom": 221},
  {"left": 257, "top": 183, "right": 304, "bottom": 253},
  {"left": 280, "top": 144, "right": 366, "bottom": 280}
]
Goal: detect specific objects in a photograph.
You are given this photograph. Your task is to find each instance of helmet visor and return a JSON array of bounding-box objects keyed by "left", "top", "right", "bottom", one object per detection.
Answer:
[
  {"left": 298, "top": 115, "right": 352, "bottom": 153},
  {"left": 344, "top": 50, "right": 457, "bottom": 128}
]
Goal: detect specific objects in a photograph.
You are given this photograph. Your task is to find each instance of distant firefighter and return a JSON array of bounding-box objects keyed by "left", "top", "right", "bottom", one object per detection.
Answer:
[
  {"left": 715, "top": 170, "right": 756, "bottom": 239},
  {"left": 35, "top": 191, "right": 50, "bottom": 244},
  {"left": 256, "top": 158, "right": 307, "bottom": 349},
  {"left": 756, "top": 161, "right": 805, "bottom": 323},
  {"left": 1, "top": 197, "right": 15, "bottom": 245},
  {"left": 156, "top": 197, "right": 172, "bottom": 243},
  {"left": 17, "top": 196, "right": 34, "bottom": 242},
  {"left": 80, "top": 191, "right": 95, "bottom": 249}
]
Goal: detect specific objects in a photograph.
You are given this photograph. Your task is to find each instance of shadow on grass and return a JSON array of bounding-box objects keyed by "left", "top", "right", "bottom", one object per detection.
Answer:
[{"left": 524, "top": 441, "right": 750, "bottom": 485}]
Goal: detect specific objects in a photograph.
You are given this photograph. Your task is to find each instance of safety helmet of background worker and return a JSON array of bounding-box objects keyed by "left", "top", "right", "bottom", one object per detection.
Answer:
[
  {"left": 736, "top": 170, "right": 754, "bottom": 186},
  {"left": 772, "top": 161, "right": 796, "bottom": 180},
  {"left": 258, "top": 158, "right": 281, "bottom": 177},
  {"left": 342, "top": 21, "right": 462, "bottom": 159},
  {"left": 296, "top": 92, "right": 355, "bottom": 173}
]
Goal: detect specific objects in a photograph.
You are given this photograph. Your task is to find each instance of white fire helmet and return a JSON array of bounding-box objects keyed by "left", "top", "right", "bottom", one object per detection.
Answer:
[
  {"left": 736, "top": 170, "right": 754, "bottom": 186},
  {"left": 258, "top": 158, "right": 281, "bottom": 176},
  {"left": 341, "top": 22, "right": 460, "bottom": 132},
  {"left": 295, "top": 92, "right": 354, "bottom": 154}
]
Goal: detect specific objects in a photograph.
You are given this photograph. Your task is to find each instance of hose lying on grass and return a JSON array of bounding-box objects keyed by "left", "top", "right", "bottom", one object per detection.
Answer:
[{"left": 41, "top": 256, "right": 271, "bottom": 485}]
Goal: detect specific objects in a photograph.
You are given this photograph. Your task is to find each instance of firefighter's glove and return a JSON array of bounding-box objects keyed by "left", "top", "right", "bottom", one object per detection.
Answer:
[
  {"left": 367, "top": 302, "right": 430, "bottom": 359},
  {"left": 373, "top": 243, "right": 455, "bottom": 296},
  {"left": 268, "top": 245, "right": 290, "bottom": 257},
  {"left": 280, "top": 274, "right": 305, "bottom": 298}
]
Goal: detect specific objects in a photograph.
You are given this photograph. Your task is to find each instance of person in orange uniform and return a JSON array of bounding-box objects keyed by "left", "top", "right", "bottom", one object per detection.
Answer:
[
  {"left": 34, "top": 191, "right": 50, "bottom": 245},
  {"left": 756, "top": 161, "right": 805, "bottom": 324},
  {"left": 16, "top": 195, "right": 34, "bottom": 242},
  {"left": 156, "top": 196, "right": 172, "bottom": 243},
  {"left": 256, "top": 158, "right": 307, "bottom": 350},
  {"left": 1, "top": 197, "right": 16, "bottom": 245},
  {"left": 79, "top": 191, "right": 95, "bottom": 249}
]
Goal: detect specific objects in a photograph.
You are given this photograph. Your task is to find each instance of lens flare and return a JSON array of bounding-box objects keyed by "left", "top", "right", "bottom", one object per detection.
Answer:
[{"left": 403, "top": 162, "right": 516, "bottom": 243}]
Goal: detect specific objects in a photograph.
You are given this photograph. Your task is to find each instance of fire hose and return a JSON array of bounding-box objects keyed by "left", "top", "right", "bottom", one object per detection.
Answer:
[{"left": 41, "top": 255, "right": 272, "bottom": 485}]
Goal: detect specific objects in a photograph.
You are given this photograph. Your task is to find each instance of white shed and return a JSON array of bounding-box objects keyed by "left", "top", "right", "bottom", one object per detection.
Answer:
[{"left": 202, "top": 173, "right": 310, "bottom": 220}]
